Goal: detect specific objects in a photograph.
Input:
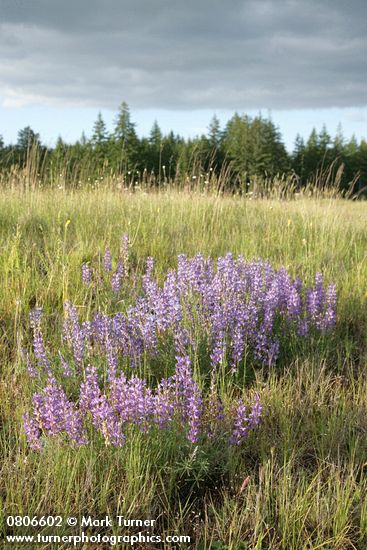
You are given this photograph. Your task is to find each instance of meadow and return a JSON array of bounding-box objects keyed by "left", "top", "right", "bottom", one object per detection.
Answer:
[{"left": 1, "top": 187, "right": 367, "bottom": 549}]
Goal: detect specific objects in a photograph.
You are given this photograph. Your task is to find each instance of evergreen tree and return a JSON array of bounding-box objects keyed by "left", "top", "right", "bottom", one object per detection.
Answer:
[
  {"left": 356, "top": 139, "right": 367, "bottom": 192},
  {"left": 79, "top": 131, "right": 88, "bottom": 146},
  {"left": 333, "top": 123, "right": 345, "bottom": 156},
  {"left": 17, "top": 126, "right": 41, "bottom": 151},
  {"left": 91, "top": 112, "right": 109, "bottom": 169},
  {"left": 250, "top": 115, "right": 289, "bottom": 176},
  {"left": 112, "top": 102, "right": 141, "bottom": 172},
  {"left": 292, "top": 134, "right": 306, "bottom": 182},
  {"left": 162, "top": 131, "right": 182, "bottom": 180},
  {"left": 318, "top": 125, "right": 331, "bottom": 152},
  {"left": 343, "top": 135, "right": 360, "bottom": 190},
  {"left": 317, "top": 125, "right": 333, "bottom": 169},
  {"left": 0, "top": 134, "right": 5, "bottom": 167},
  {"left": 222, "top": 113, "right": 252, "bottom": 180},
  {"left": 92, "top": 112, "right": 109, "bottom": 146},
  {"left": 147, "top": 121, "right": 163, "bottom": 176},
  {"left": 15, "top": 126, "right": 42, "bottom": 167},
  {"left": 149, "top": 120, "right": 163, "bottom": 148},
  {"left": 204, "top": 114, "right": 225, "bottom": 172},
  {"left": 302, "top": 128, "right": 320, "bottom": 181},
  {"left": 207, "top": 114, "right": 222, "bottom": 148},
  {"left": 222, "top": 113, "right": 289, "bottom": 183},
  {"left": 331, "top": 123, "right": 345, "bottom": 163}
]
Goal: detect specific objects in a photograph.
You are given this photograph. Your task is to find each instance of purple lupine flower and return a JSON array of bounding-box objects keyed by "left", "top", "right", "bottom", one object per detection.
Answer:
[
  {"left": 92, "top": 312, "right": 110, "bottom": 346},
  {"left": 254, "top": 330, "right": 279, "bottom": 366},
  {"left": 286, "top": 285, "right": 302, "bottom": 319},
  {"left": 31, "top": 377, "right": 87, "bottom": 446},
  {"left": 63, "top": 302, "right": 84, "bottom": 367},
  {"left": 174, "top": 326, "right": 193, "bottom": 356},
  {"left": 247, "top": 394, "right": 262, "bottom": 429},
  {"left": 116, "top": 258, "right": 124, "bottom": 277},
  {"left": 82, "top": 320, "right": 93, "bottom": 354},
  {"left": 61, "top": 398, "right": 88, "bottom": 446},
  {"left": 106, "top": 336, "right": 118, "bottom": 381},
  {"left": 111, "top": 272, "right": 121, "bottom": 293},
  {"left": 81, "top": 263, "right": 92, "bottom": 285},
  {"left": 126, "top": 376, "right": 154, "bottom": 430},
  {"left": 80, "top": 366, "right": 124, "bottom": 446},
  {"left": 322, "top": 283, "right": 337, "bottom": 331},
  {"left": 26, "top": 353, "right": 37, "bottom": 378},
  {"left": 298, "top": 319, "right": 309, "bottom": 337},
  {"left": 210, "top": 331, "right": 226, "bottom": 367},
  {"left": 121, "top": 234, "right": 129, "bottom": 265},
  {"left": 163, "top": 270, "right": 182, "bottom": 326},
  {"left": 306, "top": 273, "right": 324, "bottom": 328},
  {"left": 173, "top": 355, "right": 204, "bottom": 442},
  {"left": 111, "top": 259, "right": 124, "bottom": 293},
  {"left": 231, "top": 316, "right": 246, "bottom": 366},
  {"left": 153, "top": 378, "right": 175, "bottom": 428},
  {"left": 230, "top": 400, "right": 249, "bottom": 445},
  {"left": 29, "top": 308, "right": 50, "bottom": 372},
  {"left": 29, "top": 307, "right": 43, "bottom": 328},
  {"left": 59, "top": 352, "right": 72, "bottom": 377},
  {"left": 109, "top": 372, "right": 127, "bottom": 415},
  {"left": 231, "top": 395, "right": 262, "bottom": 445},
  {"left": 173, "top": 355, "right": 194, "bottom": 417},
  {"left": 103, "top": 248, "right": 112, "bottom": 272},
  {"left": 35, "top": 377, "right": 66, "bottom": 435},
  {"left": 79, "top": 365, "right": 100, "bottom": 413},
  {"left": 32, "top": 330, "right": 50, "bottom": 371},
  {"left": 145, "top": 256, "right": 154, "bottom": 279},
  {"left": 23, "top": 412, "right": 42, "bottom": 450},
  {"left": 315, "top": 273, "right": 326, "bottom": 308}
]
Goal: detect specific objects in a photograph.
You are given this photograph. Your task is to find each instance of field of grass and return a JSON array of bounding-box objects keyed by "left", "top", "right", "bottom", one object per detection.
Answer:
[{"left": 1, "top": 188, "right": 367, "bottom": 549}]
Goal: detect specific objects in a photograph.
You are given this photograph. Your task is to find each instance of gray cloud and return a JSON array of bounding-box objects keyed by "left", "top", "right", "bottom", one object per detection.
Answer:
[{"left": 0, "top": 0, "right": 366, "bottom": 110}]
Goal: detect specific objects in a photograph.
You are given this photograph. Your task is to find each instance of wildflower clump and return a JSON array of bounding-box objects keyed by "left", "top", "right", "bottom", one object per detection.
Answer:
[
  {"left": 24, "top": 352, "right": 261, "bottom": 450},
  {"left": 81, "top": 246, "right": 336, "bottom": 369},
  {"left": 23, "top": 239, "right": 336, "bottom": 451}
]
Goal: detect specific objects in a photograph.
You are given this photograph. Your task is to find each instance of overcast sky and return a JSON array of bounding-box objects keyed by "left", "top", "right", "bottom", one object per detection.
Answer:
[{"left": 0, "top": 0, "right": 366, "bottom": 148}]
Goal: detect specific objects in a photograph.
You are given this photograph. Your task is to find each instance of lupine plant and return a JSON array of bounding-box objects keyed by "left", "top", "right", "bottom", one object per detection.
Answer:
[{"left": 23, "top": 237, "right": 336, "bottom": 451}]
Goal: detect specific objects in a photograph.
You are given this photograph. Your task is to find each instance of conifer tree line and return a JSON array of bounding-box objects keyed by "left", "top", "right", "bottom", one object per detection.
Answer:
[{"left": 1, "top": 101, "right": 366, "bottom": 191}]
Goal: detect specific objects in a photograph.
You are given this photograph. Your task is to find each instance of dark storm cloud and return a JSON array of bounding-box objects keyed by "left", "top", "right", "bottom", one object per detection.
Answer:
[{"left": 0, "top": 0, "right": 366, "bottom": 110}]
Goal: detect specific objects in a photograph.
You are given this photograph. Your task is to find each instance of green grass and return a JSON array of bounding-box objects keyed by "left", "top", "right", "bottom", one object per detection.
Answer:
[{"left": 1, "top": 188, "right": 367, "bottom": 549}]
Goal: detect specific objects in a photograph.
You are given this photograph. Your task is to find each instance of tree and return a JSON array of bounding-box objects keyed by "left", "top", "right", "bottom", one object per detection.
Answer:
[
  {"left": 342, "top": 135, "right": 360, "bottom": 190},
  {"left": 17, "top": 126, "right": 41, "bottom": 151},
  {"left": 222, "top": 113, "right": 289, "bottom": 184},
  {"left": 250, "top": 115, "right": 289, "bottom": 176},
  {"left": 318, "top": 125, "right": 331, "bottom": 152},
  {"left": 222, "top": 113, "right": 251, "bottom": 179},
  {"left": 207, "top": 114, "right": 222, "bottom": 148},
  {"left": 91, "top": 112, "right": 109, "bottom": 169},
  {"left": 302, "top": 128, "right": 320, "bottom": 181},
  {"left": 92, "top": 112, "right": 109, "bottom": 146},
  {"left": 112, "top": 102, "right": 141, "bottom": 172},
  {"left": 0, "top": 134, "right": 5, "bottom": 167},
  {"left": 15, "top": 126, "right": 42, "bottom": 167},
  {"left": 146, "top": 121, "right": 163, "bottom": 175},
  {"left": 149, "top": 120, "right": 163, "bottom": 148},
  {"left": 292, "top": 134, "right": 306, "bottom": 182},
  {"left": 202, "top": 114, "right": 225, "bottom": 172},
  {"left": 332, "top": 123, "right": 345, "bottom": 156},
  {"left": 358, "top": 140, "right": 367, "bottom": 192}
]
